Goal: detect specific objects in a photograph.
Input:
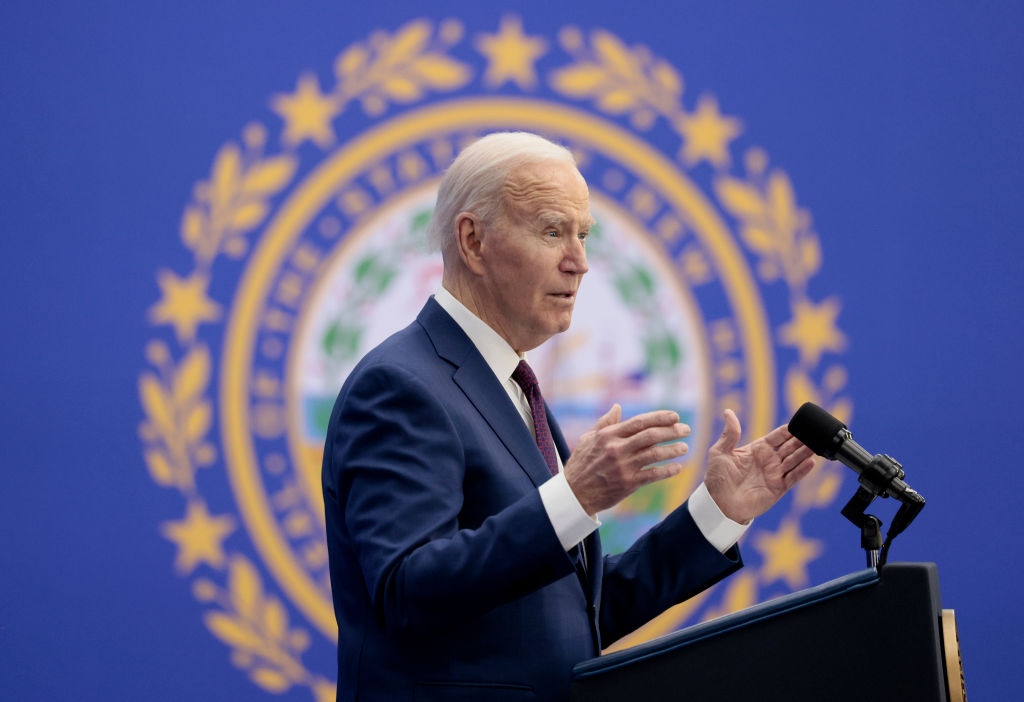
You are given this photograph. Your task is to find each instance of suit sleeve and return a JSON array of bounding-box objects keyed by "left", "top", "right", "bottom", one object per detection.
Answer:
[
  {"left": 323, "top": 362, "right": 576, "bottom": 642},
  {"left": 596, "top": 502, "right": 743, "bottom": 645}
]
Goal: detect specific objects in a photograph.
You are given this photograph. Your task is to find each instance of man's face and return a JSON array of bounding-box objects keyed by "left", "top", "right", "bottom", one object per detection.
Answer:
[{"left": 473, "top": 160, "right": 594, "bottom": 353}]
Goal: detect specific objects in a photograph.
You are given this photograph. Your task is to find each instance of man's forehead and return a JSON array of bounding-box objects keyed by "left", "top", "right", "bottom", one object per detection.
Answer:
[
  {"left": 504, "top": 192, "right": 594, "bottom": 229},
  {"left": 504, "top": 162, "right": 590, "bottom": 210}
]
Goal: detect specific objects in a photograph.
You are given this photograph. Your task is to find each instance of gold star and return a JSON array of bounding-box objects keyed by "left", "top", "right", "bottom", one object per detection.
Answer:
[
  {"left": 148, "top": 270, "right": 222, "bottom": 343},
  {"left": 754, "top": 519, "right": 823, "bottom": 589},
  {"left": 475, "top": 16, "right": 547, "bottom": 89},
  {"left": 679, "top": 95, "right": 742, "bottom": 168},
  {"left": 161, "top": 500, "right": 236, "bottom": 574},
  {"left": 271, "top": 73, "right": 340, "bottom": 148},
  {"left": 779, "top": 296, "right": 847, "bottom": 365}
]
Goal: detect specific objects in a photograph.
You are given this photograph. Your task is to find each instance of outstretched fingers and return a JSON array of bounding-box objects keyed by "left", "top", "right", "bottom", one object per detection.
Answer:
[
  {"left": 611, "top": 409, "right": 684, "bottom": 438},
  {"left": 604, "top": 410, "right": 691, "bottom": 470},
  {"left": 636, "top": 461, "right": 684, "bottom": 487},
  {"left": 622, "top": 422, "right": 690, "bottom": 453},
  {"left": 761, "top": 422, "right": 795, "bottom": 450},
  {"left": 594, "top": 403, "right": 623, "bottom": 431},
  {"left": 781, "top": 443, "right": 815, "bottom": 471},
  {"left": 568, "top": 408, "right": 692, "bottom": 514},
  {"left": 636, "top": 440, "right": 690, "bottom": 470},
  {"left": 781, "top": 451, "right": 816, "bottom": 489},
  {"left": 773, "top": 434, "right": 806, "bottom": 461},
  {"left": 713, "top": 408, "right": 742, "bottom": 454}
]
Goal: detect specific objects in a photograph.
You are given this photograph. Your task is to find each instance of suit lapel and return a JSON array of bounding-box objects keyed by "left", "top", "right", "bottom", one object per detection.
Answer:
[
  {"left": 418, "top": 298, "right": 599, "bottom": 603},
  {"left": 417, "top": 298, "right": 555, "bottom": 488}
]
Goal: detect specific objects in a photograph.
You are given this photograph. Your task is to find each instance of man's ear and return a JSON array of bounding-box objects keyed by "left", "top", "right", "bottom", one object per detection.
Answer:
[{"left": 455, "top": 212, "right": 486, "bottom": 275}]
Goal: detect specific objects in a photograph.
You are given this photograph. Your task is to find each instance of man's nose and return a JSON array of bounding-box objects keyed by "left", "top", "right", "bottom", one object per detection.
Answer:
[{"left": 561, "top": 237, "right": 589, "bottom": 274}]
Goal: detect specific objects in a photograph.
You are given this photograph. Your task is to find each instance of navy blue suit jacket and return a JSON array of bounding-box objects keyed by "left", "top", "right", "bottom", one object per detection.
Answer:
[{"left": 322, "top": 298, "right": 741, "bottom": 701}]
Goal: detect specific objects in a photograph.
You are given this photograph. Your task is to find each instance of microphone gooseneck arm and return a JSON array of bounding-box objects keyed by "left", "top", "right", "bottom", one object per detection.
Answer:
[{"left": 788, "top": 403, "right": 926, "bottom": 568}]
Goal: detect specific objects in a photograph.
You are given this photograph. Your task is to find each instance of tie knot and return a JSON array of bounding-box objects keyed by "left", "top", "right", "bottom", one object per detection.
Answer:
[{"left": 511, "top": 360, "right": 540, "bottom": 394}]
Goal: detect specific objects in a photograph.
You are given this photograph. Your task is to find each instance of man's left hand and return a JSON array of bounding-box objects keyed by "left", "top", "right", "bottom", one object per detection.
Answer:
[{"left": 704, "top": 409, "right": 816, "bottom": 524}]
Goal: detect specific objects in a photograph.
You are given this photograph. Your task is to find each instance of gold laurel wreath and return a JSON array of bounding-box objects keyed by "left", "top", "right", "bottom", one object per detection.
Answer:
[
  {"left": 552, "top": 28, "right": 684, "bottom": 133},
  {"left": 139, "top": 342, "right": 214, "bottom": 494},
  {"left": 182, "top": 140, "right": 298, "bottom": 266},
  {"left": 194, "top": 557, "right": 335, "bottom": 699},
  {"left": 141, "top": 16, "right": 850, "bottom": 698},
  {"left": 140, "top": 19, "right": 473, "bottom": 700},
  {"left": 332, "top": 19, "right": 470, "bottom": 116}
]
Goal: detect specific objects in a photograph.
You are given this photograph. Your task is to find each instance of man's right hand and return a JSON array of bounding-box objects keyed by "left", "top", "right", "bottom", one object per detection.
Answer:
[{"left": 563, "top": 404, "right": 690, "bottom": 515}]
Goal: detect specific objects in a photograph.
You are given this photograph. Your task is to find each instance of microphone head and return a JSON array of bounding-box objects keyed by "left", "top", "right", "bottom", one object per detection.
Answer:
[{"left": 788, "top": 402, "right": 847, "bottom": 458}]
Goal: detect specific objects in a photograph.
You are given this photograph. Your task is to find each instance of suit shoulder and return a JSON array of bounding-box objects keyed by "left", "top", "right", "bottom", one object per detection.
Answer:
[{"left": 350, "top": 319, "right": 445, "bottom": 378}]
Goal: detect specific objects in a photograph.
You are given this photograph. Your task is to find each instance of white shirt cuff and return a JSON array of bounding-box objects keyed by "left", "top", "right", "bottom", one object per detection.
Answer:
[
  {"left": 688, "top": 482, "right": 750, "bottom": 553},
  {"left": 539, "top": 472, "right": 600, "bottom": 551}
]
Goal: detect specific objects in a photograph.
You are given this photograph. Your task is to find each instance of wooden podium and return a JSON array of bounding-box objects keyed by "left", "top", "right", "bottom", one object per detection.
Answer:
[{"left": 570, "top": 563, "right": 965, "bottom": 701}]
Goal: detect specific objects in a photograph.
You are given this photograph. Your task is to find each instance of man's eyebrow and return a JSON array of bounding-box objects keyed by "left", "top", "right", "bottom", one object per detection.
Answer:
[
  {"left": 535, "top": 213, "right": 568, "bottom": 229},
  {"left": 537, "top": 213, "right": 597, "bottom": 229}
]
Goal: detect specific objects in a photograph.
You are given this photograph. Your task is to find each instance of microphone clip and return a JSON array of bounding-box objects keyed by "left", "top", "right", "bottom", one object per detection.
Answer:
[
  {"left": 841, "top": 451, "right": 926, "bottom": 569},
  {"left": 859, "top": 453, "right": 906, "bottom": 498}
]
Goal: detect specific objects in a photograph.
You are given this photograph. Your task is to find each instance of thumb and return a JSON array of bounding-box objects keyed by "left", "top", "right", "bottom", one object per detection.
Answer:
[
  {"left": 594, "top": 403, "right": 622, "bottom": 430},
  {"left": 714, "top": 408, "right": 742, "bottom": 453}
]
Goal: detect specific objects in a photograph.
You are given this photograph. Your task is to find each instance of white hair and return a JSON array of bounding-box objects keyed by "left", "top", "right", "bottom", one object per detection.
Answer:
[{"left": 425, "top": 132, "right": 577, "bottom": 258}]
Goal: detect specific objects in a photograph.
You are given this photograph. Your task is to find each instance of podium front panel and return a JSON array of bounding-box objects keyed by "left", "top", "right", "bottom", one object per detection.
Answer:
[{"left": 571, "top": 563, "right": 950, "bottom": 702}]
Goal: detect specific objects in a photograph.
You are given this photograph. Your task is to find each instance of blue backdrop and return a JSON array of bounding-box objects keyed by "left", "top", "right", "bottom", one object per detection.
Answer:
[{"left": 2, "top": 2, "right": 1022, "bottom": 700}]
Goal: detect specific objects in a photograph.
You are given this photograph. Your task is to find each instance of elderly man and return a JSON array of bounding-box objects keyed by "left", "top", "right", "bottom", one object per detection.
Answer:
[{"left": 322, "top": 132, "right": 815, "bottom": 701}]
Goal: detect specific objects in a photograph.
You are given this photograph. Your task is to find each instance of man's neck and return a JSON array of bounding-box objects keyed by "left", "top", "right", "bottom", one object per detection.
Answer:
[{"left": 441, "top": 276, "right": 518, "bottom": 352}]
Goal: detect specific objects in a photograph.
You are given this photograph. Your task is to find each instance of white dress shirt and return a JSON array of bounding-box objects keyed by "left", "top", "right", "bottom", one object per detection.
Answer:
[{"left": 433, "top": 287, "right": 749, "bottom": 553}]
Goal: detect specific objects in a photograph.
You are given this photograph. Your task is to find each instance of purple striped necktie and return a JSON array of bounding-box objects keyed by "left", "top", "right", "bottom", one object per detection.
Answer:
[{"left": 511, "top": 360, "right": 559, "bottom": 476}]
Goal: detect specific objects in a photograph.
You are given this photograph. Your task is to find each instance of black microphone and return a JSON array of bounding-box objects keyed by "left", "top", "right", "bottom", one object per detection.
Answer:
[
  {"left": 788, "top": 402, "right": 923, "bottom": 505},
  {"left": 789, "top": 402, "right": 925, "bottom": 564}
]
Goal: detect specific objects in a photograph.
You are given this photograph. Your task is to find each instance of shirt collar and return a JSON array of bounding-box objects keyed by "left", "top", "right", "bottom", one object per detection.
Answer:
[{"left": 434, "top": 286, "right": 524, "bottom": 383}]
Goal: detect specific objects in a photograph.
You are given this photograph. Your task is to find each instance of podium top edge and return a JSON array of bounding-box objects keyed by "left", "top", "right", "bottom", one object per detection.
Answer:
[{"left": 573, "top": 567, "right": 887, "bottom": 679}]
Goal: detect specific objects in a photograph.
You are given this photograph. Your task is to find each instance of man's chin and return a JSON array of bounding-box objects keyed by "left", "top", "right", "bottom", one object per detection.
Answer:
[
  {"left": 553, "top": 313, "right": 574, "bottom": 334},
  {"left": 519, "top": 317, "right": 574, "bottom": 350}
]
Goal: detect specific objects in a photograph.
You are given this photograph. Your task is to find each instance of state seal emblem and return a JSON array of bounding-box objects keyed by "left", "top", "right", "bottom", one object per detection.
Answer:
[{"left": 139, "top": 16, "right": 852, "bottom": 699}]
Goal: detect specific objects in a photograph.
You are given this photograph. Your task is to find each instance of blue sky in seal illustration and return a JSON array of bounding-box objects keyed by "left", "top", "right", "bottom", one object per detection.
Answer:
[{"left": 1, "top": 1, "right": 1023, "bottom": 700}]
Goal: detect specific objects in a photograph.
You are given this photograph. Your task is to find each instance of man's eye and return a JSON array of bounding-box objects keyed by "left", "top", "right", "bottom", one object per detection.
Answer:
[{"left": 546, "top": 230, "right": 559, "bottom": 237}]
